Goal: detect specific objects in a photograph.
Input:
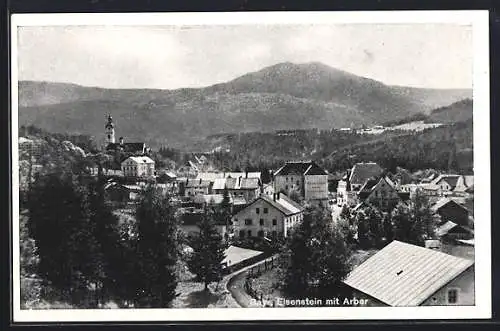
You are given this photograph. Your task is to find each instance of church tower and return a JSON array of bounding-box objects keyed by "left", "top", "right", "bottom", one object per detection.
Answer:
[{"left": 105, "top": 114, "right": 115, "bottom": 144}]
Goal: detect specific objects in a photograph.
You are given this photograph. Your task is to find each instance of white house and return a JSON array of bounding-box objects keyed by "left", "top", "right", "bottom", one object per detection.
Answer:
[
  {"left": 121, "top": 156, "right": 155, "bottom": 178},
  {"left": 231, "top": 192, "right": 304, "bottom": 239}
]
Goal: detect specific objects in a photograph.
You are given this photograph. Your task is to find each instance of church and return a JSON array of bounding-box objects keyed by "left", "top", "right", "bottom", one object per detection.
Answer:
[{"left": 103, "top": 114, "right": 149, "bottom": 156}]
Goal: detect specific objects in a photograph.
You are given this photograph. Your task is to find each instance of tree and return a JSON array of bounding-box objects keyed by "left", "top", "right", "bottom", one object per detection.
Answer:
[
  {"left": 27, "top": 172, "right": 102, "bottom": 306},
  {"left": 215, "top": 186, "right": 233, "bottom": 241},
  {"left": 133, "top": 185, "right": 179, "bottom": 307},
  {"left": 280, "top": 206, "right": 351, "bottom": 300},
  {"left": 187, "top": 209, "right": 227, "bottom": 290}
]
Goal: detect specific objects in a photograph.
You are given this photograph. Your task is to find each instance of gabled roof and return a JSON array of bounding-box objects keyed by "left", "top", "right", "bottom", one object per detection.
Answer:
[
  {"left": 196, "top": 172, "right": 262, "bottom": 181},
  {"left": 185, "top": 179, "right": 212, "bottom": 188},
  {"left": 433, "top": 174, "right": 461, "bottom": 189},
  {"left": 343, "top": 240, "right": 474, "bottom": 306},
  {"left": 215, "top": 177, "right": 260, "bottom": 190},
  {"left": 436, "top": 221, "right": 473, "bottom": 237},
  {"left": 304, "top": 163, "right": 328, "bottom": 176},
  {"left": 192, "top": 194, "right": 232, "bottom": 205},
  {"left": 107, "top": 142, "right": 145, "bottom": 153},
  {"left": 431, "top": 198, "right": 469, "bottom": 213},
  {"left": 122, "top": 156, "right": 155, "bottom": 164},
  {"left": 274, "top": 161, "right": 326, "bottom": 176},
  {"left": 349, "top": 162, "right": 384, "bottom": 185},
  {"left": 235, "top": 193, "right": 303, "bottom": 217}
]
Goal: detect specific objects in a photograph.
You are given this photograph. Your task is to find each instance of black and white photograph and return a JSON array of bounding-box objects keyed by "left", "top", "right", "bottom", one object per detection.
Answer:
[{"left": 11, "top": 11, "right": 491, "bottom": 322}]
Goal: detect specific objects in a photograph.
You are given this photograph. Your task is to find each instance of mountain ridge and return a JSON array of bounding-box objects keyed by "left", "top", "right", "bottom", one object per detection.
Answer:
[{"left": 18, "top": 62, "right": 472, "bottom": 148}]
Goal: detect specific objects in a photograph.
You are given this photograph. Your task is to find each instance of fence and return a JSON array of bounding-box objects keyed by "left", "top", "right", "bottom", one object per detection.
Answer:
[{"left": 244, "top": 255, "right": 286, "bottom": 307}]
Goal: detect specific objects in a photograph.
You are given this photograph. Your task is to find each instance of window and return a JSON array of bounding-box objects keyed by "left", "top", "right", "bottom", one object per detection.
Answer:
[
  {"left": 247, "top": 230, "right": 252, "bottom": 237},
  {"left": 447, "top": 289, "right": 458, "bottom": 304},
  {"left": 264, "top": 207, "right": 268, "bottom": 214},
  {"left": 285, "top": 185, "right": 288, "bottom": 190},
  {"left": 296, "top": 180, "right": 300, "bottom": 186},
  {"left": 245, "top": 219, "right": 252, "bottom": 225},
  {"left": 272, "top": 219, "right": 277, "bottom": 226},
  {"left": 259, "top": 219, "right": 264, "bottom": 226},
  {"left": 258, "top": 230, "right": 264, "bottom": 237},
  {"left": 239, "top": 230, "right": 245, "bottom": 238},
  {"left": 256, "top": 208, "right": 260, "bottom": 214}
]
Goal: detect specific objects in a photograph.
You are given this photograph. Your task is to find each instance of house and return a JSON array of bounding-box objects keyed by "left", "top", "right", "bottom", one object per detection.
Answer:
[
  {"left": 357, "top": 176, "right": 403, "bottom": 211},
  {"left": 157, "top": 171, "right": 177, "bottom": 183},
  {"left": 273, "top": 161, "right": 328, "bottom": 203},
  {"left": 192, "top": 194, "right": 233, "bottom": 209},
  {"left": 432, "top": 174, "right": 462, "bottom": 193},
  {"left": 184, "top": 178, "right": 213, "bottom": 197},
  {"left": 262, "top": 183, "right": 274, "bottom": 196},
  {"left": 212, "top": 176, "right": 261, "bottom": 203},
  {"left": 104, "top": 182, "right": 131, "bottom": 204},
  {"left": 343, "top": 240, "right": 474, "bottom": 306},
  {"left": 232, "top": 193, "right": 304, "bottom": 239},
  {"left": 337, "top": 162, "right": 384, "bottom": 206},
  {"left": 179, "top": 210, "right": 229, "bottom": 239},
  {"left": 121, "top": 156, "right": 155, "bottom": 178},
  {"left": 104, "top": 182, "right": 143, "bottom": 203},
  {"left": 431, "top": 198, "right": 470, "bottom": 227},
  {"left": 436, "top": 220, "right": 474, "bottom": 243},
  {"left": 196, "top": 171, "right": 262, "bottom": 182},
  {"left": 348, "top": 162, "right": 384, "bottom": 191}
]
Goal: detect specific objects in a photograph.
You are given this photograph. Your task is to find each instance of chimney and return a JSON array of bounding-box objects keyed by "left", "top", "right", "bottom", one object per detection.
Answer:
[
  {"left": 277, "top": 192, "right": 280, "bottom": 200},
  {"left": 245, "top": 171, "right": 248, "bottom": 178},
  {"left": 239, "top": 176, "right": 242, "bottom": 186},
  {"left": 119, "top": 137, "right": 124, "bottom": 145},
  {"left": 273, "top": 193, "right": 276, "bottom": 201},
  {"left": 199, "top": 178, "right": 202, "bottom": 184}
]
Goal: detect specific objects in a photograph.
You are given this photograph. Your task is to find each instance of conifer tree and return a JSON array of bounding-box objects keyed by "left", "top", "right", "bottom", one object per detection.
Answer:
[
  {"left": 187, "top": 209, "right": 227, "bottom": 290},
  {"left": 133, "top": 185, "right": 179, "bottom": 307},
  {"left": 27, "top": 172, "right": 101, "bottom": 306}
]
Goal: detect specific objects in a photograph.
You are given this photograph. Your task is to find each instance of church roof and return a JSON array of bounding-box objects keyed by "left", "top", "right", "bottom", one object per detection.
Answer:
[{"left": 106, "top": 142, "right": 145, "bottom": 154}]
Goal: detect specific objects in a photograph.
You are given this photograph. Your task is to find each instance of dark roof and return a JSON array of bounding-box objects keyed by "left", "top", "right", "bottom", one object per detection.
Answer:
[
  {"left": 435, "top": 175, "right": 460, "bottom": 189},
  {"left": 431, "top": 198, "right": 469, "bottom": 213},
  {"left": 185, "top": 179, "right": 212, "bottom": 188},
  {"left": 304, "top": 162, "right": 328, "bottom": 176},
  {"left": 397, "top": 192, "right": 411, "bottom": 201},
  {"left": 359, "top": 177, "right": 379, "bottom": 192},
  {"left": 180, "top": 212, "right": 204, "bottom": 226},
  {"left": 106, "top": 142, "right": 145, "bottom": 154},
  {"left": 349, "top": 162, "right": 384, "bottom": 185},
  {"left": 274, "top": 161, "right": 326, "bottom": 176}
]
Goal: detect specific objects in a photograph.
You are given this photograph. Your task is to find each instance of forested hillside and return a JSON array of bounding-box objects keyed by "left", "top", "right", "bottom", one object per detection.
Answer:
[{"left": 206, "top": 120, "right": 473, "bottom": 174}]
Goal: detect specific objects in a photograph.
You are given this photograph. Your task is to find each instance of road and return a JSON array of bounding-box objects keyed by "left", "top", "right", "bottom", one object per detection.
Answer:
[{"left": 225, "top": 255, "right": 278, "bottom": 308}]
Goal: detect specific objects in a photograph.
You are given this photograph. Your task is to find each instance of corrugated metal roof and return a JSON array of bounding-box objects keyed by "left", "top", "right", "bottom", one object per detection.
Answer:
[
  {"left": 196, "top": 172, "right": 261, "bottom": 181},
  {"left": 343, "top": 240, "right": 474, "bottom": 306}
]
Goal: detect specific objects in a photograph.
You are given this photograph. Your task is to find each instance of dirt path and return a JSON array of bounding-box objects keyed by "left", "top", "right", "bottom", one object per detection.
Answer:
[{"left": 225, "top": 254, "right": 279, "bottom": 308}]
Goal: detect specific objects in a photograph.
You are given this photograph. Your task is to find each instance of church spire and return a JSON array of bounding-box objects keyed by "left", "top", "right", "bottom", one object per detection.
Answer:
[{"left": 105, "top": 114, "right": 115, "bottom": 144}]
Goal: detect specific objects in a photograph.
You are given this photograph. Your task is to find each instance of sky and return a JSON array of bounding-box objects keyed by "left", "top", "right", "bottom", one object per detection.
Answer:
[{"left": 17, "top": 24, "right": 473, "bottom": 89}]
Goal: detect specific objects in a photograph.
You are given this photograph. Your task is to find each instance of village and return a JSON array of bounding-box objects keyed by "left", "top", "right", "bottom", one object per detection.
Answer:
[{"left": 35, "top": 113, "right": 474, "bottom": 308}]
